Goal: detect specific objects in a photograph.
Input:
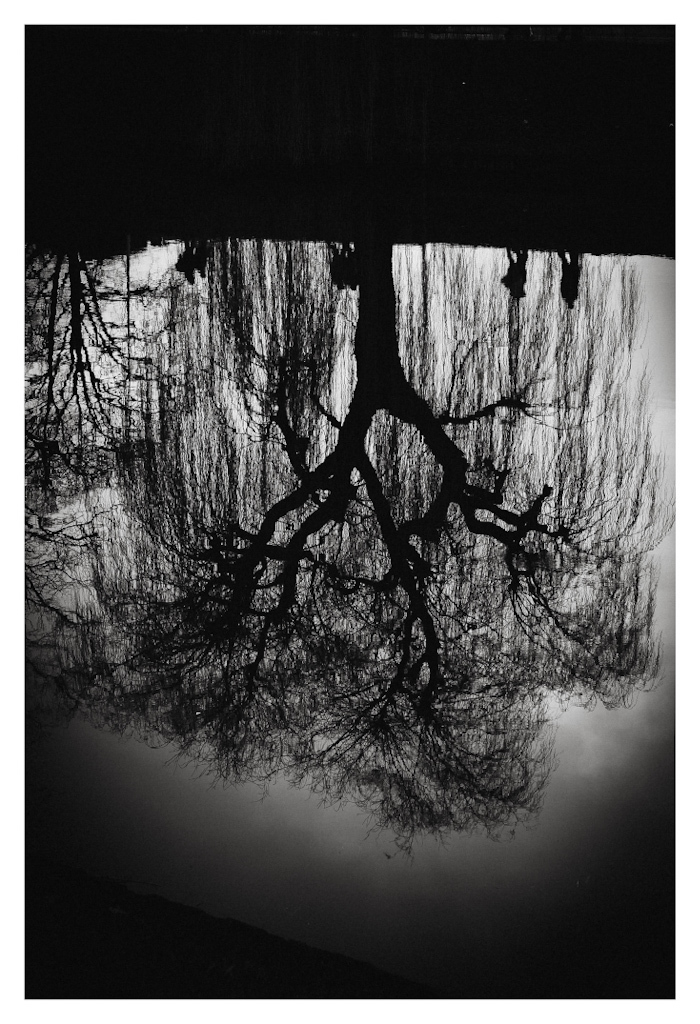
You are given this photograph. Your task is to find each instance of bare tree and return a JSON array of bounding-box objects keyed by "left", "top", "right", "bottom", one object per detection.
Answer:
[{"left": 25, "top": 221, "right": 672, "bottom": 847}]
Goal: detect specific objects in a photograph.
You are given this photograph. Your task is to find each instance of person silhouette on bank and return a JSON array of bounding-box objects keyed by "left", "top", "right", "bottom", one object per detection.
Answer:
[
  {"left": 501, "top": 249, "right": 529, "bottom": 300},
  {"left": 558, "top": 251, "right": 581, "bottom": 309},
  {"left": 176, "top": 241, "right": 209, "bottom": 284}
]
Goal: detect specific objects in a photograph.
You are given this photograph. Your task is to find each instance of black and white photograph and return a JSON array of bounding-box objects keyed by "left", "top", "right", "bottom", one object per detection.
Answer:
[{"left": 23, "top": 17, "right": 677, "bottom": 1003}]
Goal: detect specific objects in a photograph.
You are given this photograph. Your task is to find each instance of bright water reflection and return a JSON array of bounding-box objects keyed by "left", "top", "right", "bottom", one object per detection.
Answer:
[{"left": 25, "top": 237, "right": 674, "bottom": 994}]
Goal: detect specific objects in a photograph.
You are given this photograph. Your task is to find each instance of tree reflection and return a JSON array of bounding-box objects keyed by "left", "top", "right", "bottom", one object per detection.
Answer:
[
  {"left": 25, "top": 245, "right": 161, "bottom": 504},
  {"left": 25, "top": 223, "right": 672, "bottom": 849}
]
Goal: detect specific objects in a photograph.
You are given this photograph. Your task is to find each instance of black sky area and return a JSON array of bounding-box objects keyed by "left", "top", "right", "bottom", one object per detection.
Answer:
[{"left": 25, "top": 25, "right": 674, "bottom": 257}]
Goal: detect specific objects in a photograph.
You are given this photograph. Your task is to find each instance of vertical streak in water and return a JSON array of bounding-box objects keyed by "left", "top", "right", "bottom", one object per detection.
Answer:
[{"left": 125, "top": 234, "right": 132, "bottom": 440}]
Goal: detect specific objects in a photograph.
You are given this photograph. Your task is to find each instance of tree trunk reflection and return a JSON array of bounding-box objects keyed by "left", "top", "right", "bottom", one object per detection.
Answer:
[{"left": 25, "top": 227, "right": 672, "bottom": 849}]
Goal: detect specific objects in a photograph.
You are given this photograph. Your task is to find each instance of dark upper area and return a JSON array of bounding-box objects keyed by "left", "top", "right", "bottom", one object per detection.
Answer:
[{"left": 25, "top": 26, "right": 674, "bottom": 257}]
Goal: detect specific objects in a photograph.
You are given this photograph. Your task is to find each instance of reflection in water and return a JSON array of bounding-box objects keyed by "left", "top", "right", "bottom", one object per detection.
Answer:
[
  {"left": 500, "top": 247, "right": 528, "bottom": 300},
  {"left": 25, "top": 233, "right": 672, "bottom": 852},
  {"left": 558, "top": 250, "right": 581, "bottom": 308}
]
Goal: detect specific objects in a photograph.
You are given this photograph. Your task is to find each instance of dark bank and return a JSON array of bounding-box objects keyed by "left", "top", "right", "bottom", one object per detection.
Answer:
[
  {"left": 26, "top": 857, "right": 442, "bottom": 999},
  {"left": 26, "top": 25, "right": 674, "bottom": 257}
]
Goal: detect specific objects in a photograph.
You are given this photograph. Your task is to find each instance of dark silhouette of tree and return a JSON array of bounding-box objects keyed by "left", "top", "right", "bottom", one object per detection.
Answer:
[
  {"left": 25, "top": 224, "right": 672, "bottom": 849},
  {"left": 24, "top": 245, "right": 164, "bottom": 509},
  {"left": 24, "top": 242, "right": 180, "bottom": 693}
]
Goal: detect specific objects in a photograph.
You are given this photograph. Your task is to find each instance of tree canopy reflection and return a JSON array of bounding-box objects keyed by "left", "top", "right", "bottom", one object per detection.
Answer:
[{"left": 25, "top": 226, "right": 672, "bottom": 849}]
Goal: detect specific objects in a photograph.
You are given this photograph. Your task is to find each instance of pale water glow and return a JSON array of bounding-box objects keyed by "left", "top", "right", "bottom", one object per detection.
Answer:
[{"left": 25, "top": 243, "right": 674, "bottom": 996}]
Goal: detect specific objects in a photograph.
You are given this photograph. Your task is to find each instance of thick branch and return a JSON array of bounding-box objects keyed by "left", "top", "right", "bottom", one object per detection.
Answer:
[{"left": 437, "top": 396, "right": 528, "bottom": 425}]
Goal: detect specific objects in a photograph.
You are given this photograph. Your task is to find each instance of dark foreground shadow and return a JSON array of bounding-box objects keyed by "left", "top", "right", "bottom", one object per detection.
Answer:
[
  {"left": 26, "top": 851, "right": 674, "bottom": 999},
  {"left": 25, "top": 858, "right": 443, "bottom": 999}
]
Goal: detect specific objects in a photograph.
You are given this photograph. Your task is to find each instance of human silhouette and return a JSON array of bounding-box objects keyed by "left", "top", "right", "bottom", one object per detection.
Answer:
[
  {"left": 330, "top": 243, "right": 359, "bottom": 291},
  {"left": 501, "top": 249, "right": 529, "bottom": 300},
  {"left": 558, "top": 251, "right": 581, "bottom": 308},
  {"left": 176, "top": 241, "right": 209, "bottom": 284}
]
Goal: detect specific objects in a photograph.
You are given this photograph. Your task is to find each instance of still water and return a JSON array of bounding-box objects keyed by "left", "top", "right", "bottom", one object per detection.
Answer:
[{"left": 25, "top": 237, "right": 674, "bottom": 997}]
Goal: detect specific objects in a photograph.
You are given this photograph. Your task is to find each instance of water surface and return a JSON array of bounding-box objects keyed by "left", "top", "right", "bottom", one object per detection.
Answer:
[{"left": 25, "top": 237, "right": 674, "bottom": 997}]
